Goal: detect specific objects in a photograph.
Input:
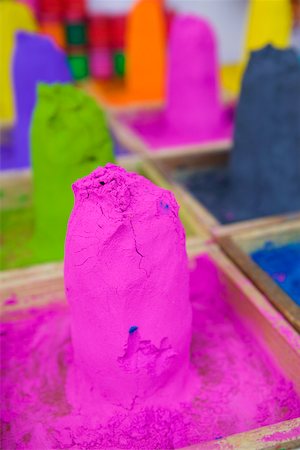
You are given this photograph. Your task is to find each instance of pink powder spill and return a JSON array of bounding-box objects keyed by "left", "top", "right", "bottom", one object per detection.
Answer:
[
  {"left": 1, "top": 255, "right": 300, "bottom": 449},
  {"left": 262, "top": 425, "right": 300, "bottom": 442},
  {"left": 119, "top": 16, "right": 234, "bottom": 151}
]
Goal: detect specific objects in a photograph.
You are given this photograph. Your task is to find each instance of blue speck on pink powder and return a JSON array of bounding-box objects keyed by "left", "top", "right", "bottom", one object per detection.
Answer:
[{"left": 129, "top": 326, "right": 138, "bottom": 334}]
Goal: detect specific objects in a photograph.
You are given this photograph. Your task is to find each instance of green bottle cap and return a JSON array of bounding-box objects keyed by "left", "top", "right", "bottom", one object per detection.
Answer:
[
  {"left": 113, "top": 50, "right": 125, "bottom": 77},
  {"left": 66, "top": 22, "right": 87, "bottom": 46},
  {"left": 68, "top": 54, "right": 89, "bottom": 80}
]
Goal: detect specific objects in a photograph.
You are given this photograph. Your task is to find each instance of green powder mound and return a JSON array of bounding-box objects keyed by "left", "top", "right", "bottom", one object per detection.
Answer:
[{"left": 31, "top": 83, "right": 114, "bottom": 263}]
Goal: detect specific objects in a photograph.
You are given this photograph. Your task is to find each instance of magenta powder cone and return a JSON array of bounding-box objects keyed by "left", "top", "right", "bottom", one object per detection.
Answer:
[{"left": 120, "top": 15, "right": 234, "bottom": 151}]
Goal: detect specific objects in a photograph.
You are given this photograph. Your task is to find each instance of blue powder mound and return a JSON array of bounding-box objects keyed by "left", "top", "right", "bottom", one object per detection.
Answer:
[
  {"left": 229, "top": 45, "right": 300, "bottom": 216},
  {"left": 251, "top": 242, "right": 300, "bottom": 306},
  {"left": 174, "top": 45, "right": 300, "bottom": 224}
]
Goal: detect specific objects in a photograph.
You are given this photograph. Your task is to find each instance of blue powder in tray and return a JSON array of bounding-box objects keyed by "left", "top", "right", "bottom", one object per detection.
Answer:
[
  {"left": 251, "top": 242, "right": 300, "bottom": 306},
  {"left": 174, "top": 165, "right": 300, "bottom": 224}
]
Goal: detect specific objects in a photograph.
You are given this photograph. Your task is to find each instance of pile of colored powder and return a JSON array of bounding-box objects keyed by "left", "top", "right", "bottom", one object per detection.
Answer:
[
  {"left": 64, "top": 165, "right": 196, "bottom": 414},
  {"left": 251, "top": 241, "right": 300, "bottom": 306},
  {"left": 119, "top": 15, "right": 234, "bottom": 151},
  {"left": 31, "top": 83, "right": 114, "bottom": 264},
  {"left": 1, "top": 255, "right": 299, "bottom": 449},
  {"left": 13, "top": 32, "right": 72, "bottom": 169},
  {"left": 173, "top": 45, "right": 300, "bottom": 224},
  {"left": 1, "top": 85, "right": 115, "bottom": 269}
]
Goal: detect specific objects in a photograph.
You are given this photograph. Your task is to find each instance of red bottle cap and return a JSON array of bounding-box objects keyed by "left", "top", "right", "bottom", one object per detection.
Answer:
[
  {"left": 64, "top": 0, "right": 86, "bottom": 21},
  {"left": 88, "top": 15, "right": 110, "bottom": 47},
  {"left": 165, "top": 9, "right": 175, "bottom": 35},
  {"left": 39, "top": 0, "right": 63, "bottom": 20},
  {"left": 110, "top": 15, "right": 126, "bottom": 50}
]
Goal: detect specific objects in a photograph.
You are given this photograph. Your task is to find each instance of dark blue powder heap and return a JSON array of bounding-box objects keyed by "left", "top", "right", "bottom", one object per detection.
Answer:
[
  {"left": 251, "top": 241, "right": 300, "bottom": 306},
  {"left": 175, "top": 45, "right": 300, "bottom": 224}
]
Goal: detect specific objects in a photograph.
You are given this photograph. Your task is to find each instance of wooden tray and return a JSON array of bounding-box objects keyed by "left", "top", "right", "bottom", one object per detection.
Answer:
[
  {"left": 217, "top": 217, "right": 300, "bottom": 334},
  {"left": 146, "top": 147, "right": 300, "bottom": 237},
  {"left": 1, "top": 243, "right": 300, "bottom": 450}
]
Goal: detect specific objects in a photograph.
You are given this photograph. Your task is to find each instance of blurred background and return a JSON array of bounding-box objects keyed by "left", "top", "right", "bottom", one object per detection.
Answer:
[{"left": 1, "top": 0, "right": 299, "bottom": 87}]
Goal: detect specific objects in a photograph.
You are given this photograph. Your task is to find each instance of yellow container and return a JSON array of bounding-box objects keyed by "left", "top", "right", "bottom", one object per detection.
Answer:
[
  {"left": 222, "top": 0, "right": 292, "bottom": 97},
  {"left": 0, "top": 1, "right": 36, "bottom": 123}
]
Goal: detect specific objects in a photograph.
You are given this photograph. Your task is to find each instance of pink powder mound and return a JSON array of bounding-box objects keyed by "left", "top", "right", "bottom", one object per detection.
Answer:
[
  {"left": 1, "top": 256, "right": 300, "bottom": 449},
  {"left": 119, "top": 16, "right": 234, "bottom": 151},
  {"left": 64, "top": 164, "right": 197, "bottom": 414}
]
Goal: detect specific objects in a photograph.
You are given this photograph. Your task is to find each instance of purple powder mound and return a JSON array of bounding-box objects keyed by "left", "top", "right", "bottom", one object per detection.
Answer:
[
  {"left": 1, "top": 256, "right": 299, "bottom": 449},
  {"left": 12, "top": 32, "right": 72, "bottom": 169}
]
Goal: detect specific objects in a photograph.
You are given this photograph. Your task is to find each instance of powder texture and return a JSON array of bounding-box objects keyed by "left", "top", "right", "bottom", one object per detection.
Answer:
[
  {"left": 13, "top": 32, "right": 72, "bottom": 169},
  {"left": 31, "top": 84, "right": 114, "bottom": 263},
  {"left": 119, "top": 15, "right": 233, "bottom": 151},
  {"left": 251, "top": 241, "right": 300, "bottom": 306},
  {"left": 64, "top": 164, "right": 195, "bottom": 413},
  {"left": 2, "top": 255, "right": 300, "bottom": 449},
  {"left": 174, "top": 46, "right": 300, "bottom": 223}
]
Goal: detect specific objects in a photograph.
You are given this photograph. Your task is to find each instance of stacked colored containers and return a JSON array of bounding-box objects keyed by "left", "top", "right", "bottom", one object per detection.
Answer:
[
  {"left": 39, "top": 21, "right": 65, "bottom": 48},
  {"left": 110, "top": 15, "right": 126, "bottom": 77},
  {"left": 87, "top": 14, "right": 126, "bottom": 80},
  {"left": 88, "top": 15, "right": 112, "bottom": 79},
  {"left": 65, "top": 0, "right": 89, "bottom": 80},
  {"left": 39, "top": 0, "right": 62, "bottom": 19},
  {"left": 39, "top": 0, "right": 65, "bottom": 49},
  {"left": 37, "top": 1, "right": 174, "bottom": 82}
]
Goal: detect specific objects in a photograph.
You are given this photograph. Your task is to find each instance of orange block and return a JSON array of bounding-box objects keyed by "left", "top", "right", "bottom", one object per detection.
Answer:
[
  {"left": 39, "top": 21, "right": 65, "bottom": 49},
  {"left": 93, "top": 0, "right": 166, "bottom": 108}
]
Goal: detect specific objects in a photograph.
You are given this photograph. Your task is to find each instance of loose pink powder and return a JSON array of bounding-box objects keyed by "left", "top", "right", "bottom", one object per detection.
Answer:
[
  {"left": 262, "top": 425, "right": 300, "bottom": 442},
  {"left": 1, "top": 255, "right": 300, "bottom": 449},
  {"left": 119, "top": 16, "right": 234, "bottom": 151}
]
